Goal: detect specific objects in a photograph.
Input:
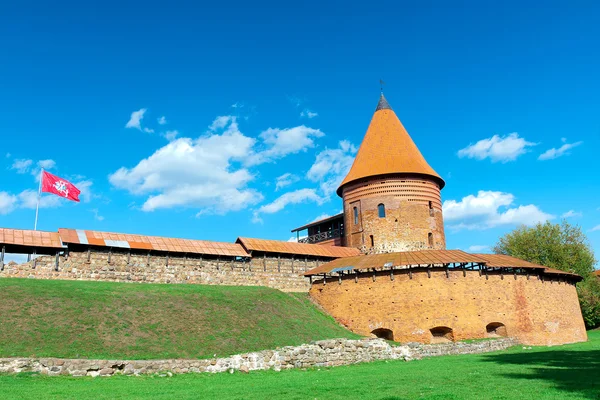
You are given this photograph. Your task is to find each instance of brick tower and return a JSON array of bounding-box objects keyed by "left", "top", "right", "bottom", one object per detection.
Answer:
[{"left": 338, "top": 94, "right": 446, "bottom": 253}]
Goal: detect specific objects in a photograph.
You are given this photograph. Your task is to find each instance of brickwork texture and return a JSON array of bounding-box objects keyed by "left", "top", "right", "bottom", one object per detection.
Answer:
[{"left": 309, "top": 269, "right": 587, "bottom": 346}]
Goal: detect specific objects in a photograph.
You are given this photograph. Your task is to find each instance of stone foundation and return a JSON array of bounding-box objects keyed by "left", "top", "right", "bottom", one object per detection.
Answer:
[
  {"left": 0, "top": 250, "right": 318, "bottom": 292},
  {"left": 0, "top": 337, "right": 518, "bottom": 376}
]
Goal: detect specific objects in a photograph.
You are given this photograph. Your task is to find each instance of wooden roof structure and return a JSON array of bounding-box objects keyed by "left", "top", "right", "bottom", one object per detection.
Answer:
[
  {"left": 0, "top": 228, "right": 64, "bottom": 254},
  {"left": 304, "top": 250, "right": 583, "bottom": 281},
  {"left": 58, "top": 228, "right": 249, "bottom": 257},
  {"left": 236, "top": 237, "right": 361, "bottom": 258},
  {"left": 291, "top": 213, "right": 344, "bottom": 233},
  {"left": 337, "top": 94, "right": 444, "bottom": 196},
  {"left": 304, "top": 250, "right": 485, "bottom": 276}
]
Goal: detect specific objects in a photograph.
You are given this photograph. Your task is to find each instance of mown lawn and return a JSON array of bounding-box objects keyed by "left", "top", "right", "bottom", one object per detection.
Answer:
[
  {"left": 0, "top": 278, "right": 359, "bottom": 359},
  {"left": 2, "top": 332, "right": 599, "bottom": 399}
]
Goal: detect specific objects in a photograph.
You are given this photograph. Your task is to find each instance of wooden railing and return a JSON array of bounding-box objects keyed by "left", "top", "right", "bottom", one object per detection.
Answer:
[{"left": 299, "top": 229, "right": 343, "bottom": 244}]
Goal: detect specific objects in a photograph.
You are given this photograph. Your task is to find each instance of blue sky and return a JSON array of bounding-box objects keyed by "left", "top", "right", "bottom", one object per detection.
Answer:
[{"left": 1, "top": 1, "right": 599, "bottom": 264}]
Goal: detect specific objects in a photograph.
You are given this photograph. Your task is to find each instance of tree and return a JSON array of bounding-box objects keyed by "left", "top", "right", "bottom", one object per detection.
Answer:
[
  {"left": 493, "top": 221, "right": 596, "bottom": 277},
  {"left": 493, "top": 221, "right": 600, "bottom": 329}
]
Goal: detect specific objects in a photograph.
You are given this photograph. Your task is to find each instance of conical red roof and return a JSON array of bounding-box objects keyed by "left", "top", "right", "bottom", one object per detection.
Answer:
[{"left": 337, "top": 94, "right": 444, "bottom": 196}]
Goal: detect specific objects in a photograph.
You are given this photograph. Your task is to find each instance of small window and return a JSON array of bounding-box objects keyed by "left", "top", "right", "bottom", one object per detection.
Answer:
[
  {"left": 429, "top": 201, "right": 434, "bottom": 217},
  {"left": 353, "top": 207, "right": 358, "bottom": 225},
  {"left": 370, "top": 235, "right": 374, "bottom": 247},
  {"left": 428, "top": 233, "right": 433, "bottom": 248},
  {"left": 378, "top": 203, "right": 385, "bottom": 218}
]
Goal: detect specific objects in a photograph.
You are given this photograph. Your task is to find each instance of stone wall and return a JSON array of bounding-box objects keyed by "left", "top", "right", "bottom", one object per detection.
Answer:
[
  {"left": 342, "top": 176, "right": 445, "bottom": 253},
  {"left": 0, "top": 250, "right": 319, "bottom": 292},
  {"left": 0, "top": 337, "right": 518, "bottom": 376},
  {"left": 309, "top": 269, "right": 587, "bottom": 346}
]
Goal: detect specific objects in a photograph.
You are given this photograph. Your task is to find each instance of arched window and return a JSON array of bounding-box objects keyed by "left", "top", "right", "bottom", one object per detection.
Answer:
[
  {"left": 370, "top": 235, "right": 374, "bottom": 247},
  {"left": 378, "top": 203, "right": 385, "bottom": 218},
  {"left": 486, "top": 322, "right": 507, "bottom": 337},
  {"left": 428, "top": 233, "right": 433, "bottom": 248},
  {"left": 353, "top": 207, "right": 358, "bottom": 225},
  {"left": 430, "top": 326, "right": 454, "bottom": 343},
  {"left": 371, "top": 328, "right": 394, "bottom": 341}
]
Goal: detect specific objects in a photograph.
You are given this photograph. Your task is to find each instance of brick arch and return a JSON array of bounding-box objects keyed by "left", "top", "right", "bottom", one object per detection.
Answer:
[
  {"left": 371, "top": 328, "right": 394, "bottom": 341},
  {"left": 486, "top": 322, "right": 507, "bottom": 337}
]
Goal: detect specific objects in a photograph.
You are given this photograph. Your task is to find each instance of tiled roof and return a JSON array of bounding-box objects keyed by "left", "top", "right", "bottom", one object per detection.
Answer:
[
  {"left": 473, "top": 254, "right": 581, "bottom": 278},
  {"left": 593, "top": 270, "right": 600, "bottom": 277},
  {"left": 304, "top": 250, "right": 485, "bottom": 276},
  {"left": 0, "top": 228, "right": 63, "bottom": 249},
  {"left": 304, "top": 251, "right": 583, "bottom": 281},
  {"left": 58, "top": 228, "right": 249, "bottom": 257},
  {"left": 471, "top": 254, "right": 544, "bottom": 269},
  {"left": 236, "top": 237, "right": 361, "bottom": 258},
  {"left": 337, "top": 94, "right": 444, "bottom": 196}
]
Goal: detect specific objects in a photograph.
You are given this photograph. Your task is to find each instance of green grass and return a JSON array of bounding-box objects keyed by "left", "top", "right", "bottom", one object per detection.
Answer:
[
  {"left": 0, "top": 278, "right": 359, "bottom": 359},
  {"left": 1, "top": 331, "right": 598, "bottom": 399}
]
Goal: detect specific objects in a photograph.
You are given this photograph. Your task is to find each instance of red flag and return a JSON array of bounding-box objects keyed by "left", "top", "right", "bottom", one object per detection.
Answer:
[{"left": 41, "top": 171, "right": 81, "bottom": 202}]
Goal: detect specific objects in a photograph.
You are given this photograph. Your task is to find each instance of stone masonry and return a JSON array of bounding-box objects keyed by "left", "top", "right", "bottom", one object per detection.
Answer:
[
  {"left": 0, "top": 249, "right": 322, "bottom": 292},
  {"left": 0, "top": 337, "right": 518, "bottom": 377},
  {"left": 310, "top": 269, "right": 587, "bottom": 346}
]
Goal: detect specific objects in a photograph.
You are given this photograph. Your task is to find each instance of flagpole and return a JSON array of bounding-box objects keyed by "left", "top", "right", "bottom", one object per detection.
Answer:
[
  {"left": 34, "top": 168, "right": 43, "bottom": 231},
  {"left": 28, "top": 168, "right": 43, "bottom": 263}
]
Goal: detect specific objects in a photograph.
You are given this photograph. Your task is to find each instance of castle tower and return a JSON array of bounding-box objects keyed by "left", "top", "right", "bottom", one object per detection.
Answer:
[{"left": 338, "top": 94, "right": 446, "bottom": 253}]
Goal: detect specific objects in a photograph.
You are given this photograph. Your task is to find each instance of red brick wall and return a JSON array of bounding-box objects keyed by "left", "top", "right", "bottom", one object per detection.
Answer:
[
  {"left": 309, "top": 269, "right": 587, "bottom": 346},
  {"left": 342, "top": 176, "right": 445, "bottom": 253}
]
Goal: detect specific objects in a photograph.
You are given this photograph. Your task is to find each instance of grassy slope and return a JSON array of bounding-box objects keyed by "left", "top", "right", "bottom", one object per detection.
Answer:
[
  {"left": 0, "top": 278, "right": 359, "bottom": 359},
  {"left": 1, "top": 332, "right": 598, "bottom": 400}
]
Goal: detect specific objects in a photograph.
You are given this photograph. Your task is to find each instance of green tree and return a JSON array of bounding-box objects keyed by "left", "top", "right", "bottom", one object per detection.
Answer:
[{"left": 493, "top": 221, "right": 600, "bottom": 329}]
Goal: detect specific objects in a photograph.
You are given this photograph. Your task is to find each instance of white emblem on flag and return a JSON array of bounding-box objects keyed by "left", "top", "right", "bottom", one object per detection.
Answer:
[{"left": 54, "top": 180, "right": 69, "bottom": 198}]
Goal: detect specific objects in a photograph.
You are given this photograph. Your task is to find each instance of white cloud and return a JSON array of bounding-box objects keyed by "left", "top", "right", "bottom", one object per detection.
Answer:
[
  {"left": 457, "top": 133, "right": 536, "bottom": 163},
  {"left": 275, "top": 173, "right": 299, "bottom": 191},
  {"left": 75, "top": 180, "right": 94, "bottom": 203},
  {"left": 18, "top": 189, "right": 63, "bottom": 209},
  {"left": 443, "top": 190, "right": 554, "bottom": 230},
  {"left": 11, "top": 159, "right": 33, "bottom": 174},
  {"left": 307, "top": 140, "right": 357, "bottom": 197},
  {"left": 110, "top": 116, "right": 263, "bottom": 214},
  {"left": 31, "top": 159, "right": 57, "bottom": 180},
  {"left": 91, "top": 208, "right": 104, "bottom": 221},
  {"left": 561, "top": 210, "right": 582, "bottom": 219},
  {"left": 310, "top": 213, "right": 334, "bottom": 223},
  {"left": 0, "top": 192, "right": 18, "bottom": 214},
  {"left": 538, "top": 139, "right": 583, "bottom": 161},
  {"left": 143, "top": 127, "right": 155, "bottom": 134},
  {"left": 164, "top": 130, "right": 179, "bottom": 141},
  {"left": 247, "top": 126, "right": 324, "bottom": 165},
  {"left": 252, "top": 188, "right": 323, "bottom": 223},
  {"left": 589, "top": 225, "right": 600, "bottom": 232},
  {"left": 125, "top": 108, "right": 147, "bottom": 130},
  {"left": 467, "top": 245, "right": 490, "bottom": 252},
  {"left": 209, "top": 115, "right": 233, "bottom": 131},
  {"left": 300, "top": 109, "right": 318, "bottom": 119},
  {"left": 37, "top": 159, "right": 56, "bottom": 170},
  {"left": 158, "top": 116, "right": 167, "bottom": 125}
]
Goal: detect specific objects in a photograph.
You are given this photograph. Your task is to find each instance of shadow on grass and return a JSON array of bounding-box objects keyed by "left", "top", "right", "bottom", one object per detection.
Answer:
[{"left": 482, "top": 349, "right": 600, "bottom": 399}]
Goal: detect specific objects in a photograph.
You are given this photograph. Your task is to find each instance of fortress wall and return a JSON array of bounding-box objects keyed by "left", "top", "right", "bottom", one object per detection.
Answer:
[
  {"left": 309, "top": 269, "right": 587, "bottom": 345},
  {"left": 0, "top": 250, "right": 317, "bottom": 292},
  {"left": 343, "top": 177, "right": 445, "bottom": 253}
]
